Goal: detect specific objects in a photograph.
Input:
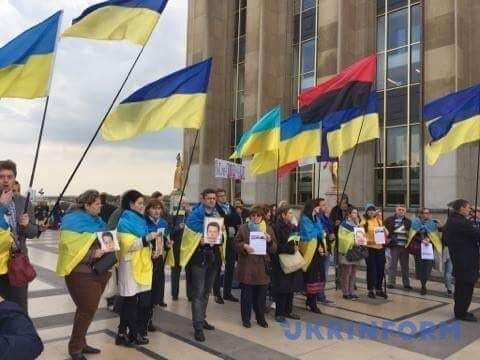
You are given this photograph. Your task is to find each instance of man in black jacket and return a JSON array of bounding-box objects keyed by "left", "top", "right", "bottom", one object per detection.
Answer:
[
  {"left": 213, "top": 189, "right": 240, "bottom": 303},
  {"left": 443, "top": 199, "right": 480, "bottom": 322},
  {"left": 0, "top": 296, "right": 43, "bottom": 360}
]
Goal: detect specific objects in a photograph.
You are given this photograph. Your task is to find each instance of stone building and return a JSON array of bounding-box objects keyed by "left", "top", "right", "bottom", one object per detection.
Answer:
[{"left": 183, "top": 0, "right": 480, "bottom": 211}]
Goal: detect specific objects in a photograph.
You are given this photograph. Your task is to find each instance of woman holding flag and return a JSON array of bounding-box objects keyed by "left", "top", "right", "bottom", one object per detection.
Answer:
[
  {"left": 56, "top": 190, "right": 113, "bottom": 359},
  {"left": 299, "top": 199, "right": 326, "bottom": 314},
  {"left": 407, "top": 209, "right": 442, "bottom": 295},
  {"left": 116, "top": 190, "right": 159, "bottom": 347}
]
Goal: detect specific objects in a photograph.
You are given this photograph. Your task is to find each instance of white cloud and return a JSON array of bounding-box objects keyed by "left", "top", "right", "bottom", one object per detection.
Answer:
[{"left": 0, "top": 0, "right": 187, "bottom": 196}]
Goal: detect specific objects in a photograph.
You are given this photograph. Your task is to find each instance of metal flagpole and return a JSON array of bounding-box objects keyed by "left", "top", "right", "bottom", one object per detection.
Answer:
[
  {"left": 275, "top": 149, "right": 280, "bottom": 205},
  {"left": 171, "top": 129, "right": 200, "bottom": 230},
  {"left": 23, "top": 11, "right": 63, "bottom": 214},
  {"left": 47, "top": 35, "right": 152, "bottom": 220}
]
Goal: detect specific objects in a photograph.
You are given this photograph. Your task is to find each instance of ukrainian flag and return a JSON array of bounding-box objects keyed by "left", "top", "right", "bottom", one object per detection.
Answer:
[
  {"left": 299, "top": 215, "right": 324, "bottom": 272},
  {"left": 0, "top": 208, "right": 13, "bottom": 275},
  {"left": 63, "top": 0, "right": 168, "bottom": 46},
  {"left": 406, "top": 218, "right": 442, "bottom": 254},
  {"left": 56, "top": 210, "right": 107, "bottom": 276},
  {"left": 0, "top": 11, "right": 61, "bottom": 99},
  {"left": 101, "top": 58, "right": 212, "bottom": 141},
  {"left": 425, "top": 84, "right": 480, "bottom": 165},
  {"left": 249, "top": 113, "right": 321, "bottom": 175},
  {"left": 231, "top": 106, "right": 281, "bottom": 159},
  {"left": 323, "top": 91, "right": 380, "bottom": 158}
]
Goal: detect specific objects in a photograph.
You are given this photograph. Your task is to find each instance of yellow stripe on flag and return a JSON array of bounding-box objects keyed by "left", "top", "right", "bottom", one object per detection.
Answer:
[
  {"left": 426, "top": 115, "right": 480, "bottom": 165},
  {"left": 101, "top": 93, "right": 207, "bottom": 141},
  {"left": 118, "top": 232, "right": 152, "bottom": 286},
  {"left": 56, "top": 230, "right": 97, "bottom": 277},
  {"left": 62, "top": 6, "right": 159, "bottom": 46},
  {"left": 179, "top": 226, "right": 202, "bottom": 267},
  {"left": 326, "top": 113, "right": 380, "bottom": 158},
  {"left": 0, "top": 230, "right": 13, "bottom": 275},
  {"left": 0, "top": 54, "right": 53, "bottom": 99}
]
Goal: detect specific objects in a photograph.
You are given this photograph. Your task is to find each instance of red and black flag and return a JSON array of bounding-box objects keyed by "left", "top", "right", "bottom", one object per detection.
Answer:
[{"left": 299, "top": 54, "right": 376, "bottom": 124}]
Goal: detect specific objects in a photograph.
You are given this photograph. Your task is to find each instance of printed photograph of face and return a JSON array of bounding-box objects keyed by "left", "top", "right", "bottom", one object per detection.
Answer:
[
  {"left": 204, "top": 217, "right": 223, "bottom": 245},
  {"left": 98, "top": 231, "right": 119, "bottom": 252}
]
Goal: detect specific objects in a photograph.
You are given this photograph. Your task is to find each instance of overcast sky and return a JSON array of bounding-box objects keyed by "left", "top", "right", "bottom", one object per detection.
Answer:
[{"left": 0, "top": 0, "right": 187, "bottom": 197}]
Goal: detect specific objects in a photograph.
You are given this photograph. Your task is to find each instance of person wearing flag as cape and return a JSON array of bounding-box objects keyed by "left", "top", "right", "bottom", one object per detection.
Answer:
[
  {"left": 0, "top": 203, "right": 14, "bottom": 300},
  {"left": 406, "top": 208, "right": 442, "bottom": 295},
  {"left": 179, "top": 188, "right": 223, "bottom": 342},
  {"left": 116, "top": 190, "right": 159, "bottom": 347},
  {"left": 56, "top": 190, "right": 114, "bottom": 359},
  {"left": 299, "top": 199, "right": 326, "bottom": 314},
  {"left": 337, "top": 206, "right": 363, "bottom": 300}
]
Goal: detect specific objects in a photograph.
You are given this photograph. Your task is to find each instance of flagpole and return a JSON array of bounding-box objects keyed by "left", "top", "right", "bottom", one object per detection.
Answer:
[
  {"left": 475, "top": 142, "right": 480, "bottom": 221},
  {"left": 23, "top": 11, "right": 63, "bottom": 214},
  {"left": 274, "top": 149, "right": 280, "bottom": 205},
  {"left": 47, "top": 39, "right": 152, "bottom": 220},
  {"left": 172, "top": 129, "right": 200, "bottom": 230},
  {"left": 23, "top": 96, "right": 50, "bottom": 213}
]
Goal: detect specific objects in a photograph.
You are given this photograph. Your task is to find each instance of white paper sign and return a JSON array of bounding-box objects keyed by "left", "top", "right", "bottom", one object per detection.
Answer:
[
  {"left": 249, "top": 231, "right": 267, "bottom": 255},
  {"left": 421, "top": 242, "right": 434, "bottom": 260},
  {"left": 215, "top": 159, "right": 229, "bottom": 179},
  {"left": 374, "top": 227, "right": 386, "bottom": 245},
  {"left": 215, "top": 158, "right": 246, "bottom": 180},
  {"left": 354, "top": 227, "right": 367, "bottom": 246}
]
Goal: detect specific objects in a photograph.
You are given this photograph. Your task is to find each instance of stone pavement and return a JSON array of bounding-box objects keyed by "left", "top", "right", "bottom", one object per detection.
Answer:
[{"left": 28, "top": 231, "right": 480, "bottom": 359}]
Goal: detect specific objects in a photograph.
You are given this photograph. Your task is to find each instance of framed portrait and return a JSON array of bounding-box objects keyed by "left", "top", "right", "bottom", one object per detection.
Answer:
[
  {"left": 203, "top": 217, "right": 224, "bottom": 245},
  {"left": 97, "top": 230, "right": 120, "bottom": 252}
]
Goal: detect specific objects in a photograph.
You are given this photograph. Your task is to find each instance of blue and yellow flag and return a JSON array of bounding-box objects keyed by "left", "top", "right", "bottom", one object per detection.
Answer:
[
  {"left": 0, "top": 11, "right": 61, "bottom": 99},
  {"left": 323, "top": 91, "right": 380, "bottom": 158},
  {"left": 57, "top": 210, "right": 107, "bottom": 276},
  {"left": 299, "top": 215, "right": 323, "bottom": 271},
  {"left": 101, "top": 58, "right": 212, "bottom": 141},
  {"left": 63, "top": 0, "right": 168, "bottom": 46},
  {"left": 249, "top": 113, "right": 321, "bottom": 175},
  {"left": 406, "top": 218, "right": 442, "bottom": 253},
  {"left": 117, "top": 210, "right": 152, "bottom": 286},
  {"left": 425, "top": 84, "right": 480, "bottom": 165},
  {"left": 231, "top": 106, "right": 281, "bottom": 159},
  {"left": 0, "top": 207, "right": 13, "bottom": 275}
]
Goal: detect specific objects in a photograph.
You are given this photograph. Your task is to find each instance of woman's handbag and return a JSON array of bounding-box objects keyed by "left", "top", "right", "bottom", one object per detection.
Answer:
[
  {"left": 91, "top": 252, "right": 118, "bottom": 275},
  {"left": 279, "top": 250, "right": 306, "bottom": 274},
  {"left": 8, "top": 247, "right": 37, "bottom": 287},
  {"left": 279, "top": 235, "right": 305, "bottom": 274},
  {"left": 345, "top": 245, "right": 368, "bottom": 262}
]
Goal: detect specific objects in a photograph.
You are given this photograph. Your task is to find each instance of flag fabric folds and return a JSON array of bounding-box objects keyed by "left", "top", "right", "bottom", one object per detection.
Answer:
[
  {"left": 250, "top": 114, "right": 321, "bottom": 175},
  {"left": 231, "top": 106, "right": 281, "bottom": 158},
  {"left": 323, "top": 91, "right": 380, "bottom": 158},
  {"left": 0, "top": 208, "right": 13, "bottom": 275},
  {"left": 101, "top": 58, "right": 212, "bottom": 141},
  {"left": 63, "top": 0, "right": 168, "bottom": 46},
  {"left": 0, "top": 11, "right": 61, "bottom": 99},
  {"left": 299, "top": 54, "right": 376, "bottom": 124},
  {"left": 56, "top": 210, "right": 106, "bottom": 276},
  {"left": 424, "top": 84, "right": 480, "bottom": 165},
  {"left": 275, "top": 54, "right": 379, "bottom": 176}
]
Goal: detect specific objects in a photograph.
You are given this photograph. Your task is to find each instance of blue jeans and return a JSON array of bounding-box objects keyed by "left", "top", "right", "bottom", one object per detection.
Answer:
[{"left": 444, "top": 258, "right": 454, "bottom": 292}]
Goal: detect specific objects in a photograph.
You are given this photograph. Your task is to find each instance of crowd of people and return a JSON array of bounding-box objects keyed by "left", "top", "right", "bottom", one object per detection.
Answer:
[{"left": 0, "top": 159, "right": 479, "bottom": 359}]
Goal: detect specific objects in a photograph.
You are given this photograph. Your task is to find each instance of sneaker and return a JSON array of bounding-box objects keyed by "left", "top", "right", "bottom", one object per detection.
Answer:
[
  {"left": 342, "top": 294, "right": 352, "bottom": 300},
  {"left": 350, "top": 294, "right": 359, "bottom": 301},
  {"left": 368, "top": 291, "right": 376, "bottom": 299},
  {"left": 242, "top": 320, "right": 251, "bottom": 328},
  {"left": 376, "top": 290, "right": 388, "bottom": 299},
  {"left": 386, "top": 284, "right": 395, "bottom": 289},
  {"left": 285, "top": 313, "right": 300, "bottom": 320},
  {"left": 455, "top": 313, "right": 478, "bottom": 322},
  {"left": 194, "top": 329, "right": 206, "bottom": 342},
  {"left": 215, "top": 296, "right": 224, "bottom": 304}
]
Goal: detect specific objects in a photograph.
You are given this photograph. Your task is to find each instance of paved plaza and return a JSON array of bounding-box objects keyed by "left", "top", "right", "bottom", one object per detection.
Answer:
[{"left": 30, "top": 231, "right": 480, "bottom": 359}]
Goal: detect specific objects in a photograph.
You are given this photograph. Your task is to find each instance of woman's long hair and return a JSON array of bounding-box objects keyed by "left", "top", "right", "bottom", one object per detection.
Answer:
[
  {"left": 121, "top": 190, "right": 144, "bottom": 211},
  {"left": 302, "top": 199, "right": 320, "bottom": 222}
]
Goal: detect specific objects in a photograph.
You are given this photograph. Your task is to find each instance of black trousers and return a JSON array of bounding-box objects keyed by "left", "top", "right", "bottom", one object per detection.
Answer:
[
  {"left": 365, "top": 248, "right": 385, "bottom": 291},
  {"left": 275, "top": 292, "right": 293, "bottom": 317},
  {"left": 119, "top": 291, "right": 151, "bottom": 337},
  {"left": 414, "top": 255, "right": 433, "bottom": 288},
  {"left": 213, "top": 237, "right": 236, "bottom": 298},
  {"left": 240, "top": 284, "right": 267, "bottom": 323},
  {"left": 454, "top": 279, "right": 475, "bottom": 318},
  {"left": 151, "top": 257, "right": 165, "bottom": 305}
]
